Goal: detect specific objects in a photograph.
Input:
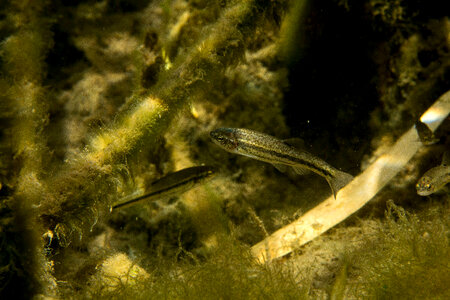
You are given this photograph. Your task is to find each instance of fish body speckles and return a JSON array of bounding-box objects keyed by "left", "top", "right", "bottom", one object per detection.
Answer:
[
  {"left": 416, "top": 164, "right": 450, "bottom": 196},
  {"left": 416, "top": 150, "right": 450, "bottom": 196},
  {"left": 210, "top": 128, "right": 353, "bottom": 198}
]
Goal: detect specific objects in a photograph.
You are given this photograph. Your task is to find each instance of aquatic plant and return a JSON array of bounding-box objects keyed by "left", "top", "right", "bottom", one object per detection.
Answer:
[
  {"left": 1, "top": 0, "right": 55, "bottom": 296},
  {"left": 1, "top": 0, "right": 293, "bottom": 296},
  {"left": 1, "top": 0, "right": 449, "bottom": 298}
]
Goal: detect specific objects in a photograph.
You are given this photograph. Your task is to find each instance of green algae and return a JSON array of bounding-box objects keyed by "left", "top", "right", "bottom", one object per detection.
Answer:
[{"left": 1, "top": 0, "right": 449, "bottom": 298}]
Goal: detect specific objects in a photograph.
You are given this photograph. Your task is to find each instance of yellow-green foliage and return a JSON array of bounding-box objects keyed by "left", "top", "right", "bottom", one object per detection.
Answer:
[
  {"left": 35, "top": 0, "right": 262, "bottom": 248},
  {"left": 277, "top": 0, "right": 309, "bottom": 65},
  {"left": 1, "top": 1, "right": 52, "bottom": 82},
  {"left": 330, "top": 263, "right": 348, "bottom": 300},
  {"left": 1, "top": 0, "right": 52, "bottom": 173},
  {"left": 0, "top": 0, "right": 54, "bottom": 297},
  {"left": 55, "top": 199, "right": 450, "bottom": 299},
  {"left": 69, "top": 237, "right": 310, "bottom": 300},
  {"left": 345, "top": 201, "right": 450, "bottom": 298},
  {"left": 2, "top": 0, "right": 449, "bottom": 298}
]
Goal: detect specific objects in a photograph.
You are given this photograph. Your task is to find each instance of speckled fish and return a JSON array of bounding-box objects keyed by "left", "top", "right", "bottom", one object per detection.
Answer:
[
  {"left": 415, "top": 120, "right": 439, "bottom": 145},
  {"left": 113, "top": 166, "right": 216, "bottom": 210},
  {"left": 416, "top": 151, "right": 450, "bottom": 196},
  {"left": 210, "top": 128, "right": 353, "bottom": 198}
]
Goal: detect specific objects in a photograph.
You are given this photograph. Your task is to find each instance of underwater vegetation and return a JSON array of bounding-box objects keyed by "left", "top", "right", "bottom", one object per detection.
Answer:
[{"left": 0, "top": 0, "right": 449, "bottom": 298}]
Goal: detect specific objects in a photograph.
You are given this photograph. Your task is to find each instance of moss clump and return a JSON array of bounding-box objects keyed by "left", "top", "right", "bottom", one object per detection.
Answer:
[
  {"left": 344, "top": 201, "right": 450, "bottom": 298},
  {"left": 1, "top": 0, "right": 449, "bottom": 298},
  {"left": 36, "top": 0, "right": 273, "bottom": 249},
  {"left": 59, "top": 199, "right": 450, "bottom": 299},
  {"left": 65, "top": 236, "right": 310, "bottom": 299},
  {"left": 0, "top": 0, "right": 55, "bottom": 297}
]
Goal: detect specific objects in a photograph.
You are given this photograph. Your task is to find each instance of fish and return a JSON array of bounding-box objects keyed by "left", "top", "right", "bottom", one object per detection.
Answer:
[
  {"left": 210, "top": 128, "right": 353, "bottom": 198},
  {"left": 112, "top": 166, "right": 216, "bottom": 210},
  {"left": 416, "top": 151, "right": 450, "bottom": 196},
  {"left": 415, "top": 120, "right": 439, "bottom": 145}
]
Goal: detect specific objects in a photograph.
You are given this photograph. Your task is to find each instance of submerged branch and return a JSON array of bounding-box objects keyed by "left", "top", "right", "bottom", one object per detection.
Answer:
[
  {"left": 251, "top": 90, "right": 450, "bottom": 263},
  {"left": 38, "top": 0, "right": 259, "bottom": 247}
]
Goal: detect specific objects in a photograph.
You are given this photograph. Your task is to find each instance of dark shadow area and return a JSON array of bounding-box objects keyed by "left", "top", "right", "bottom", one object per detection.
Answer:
[
  {"left": 282, "top": 1, "right": 379, "bottom": 170},
  {"left": 45, "top": 24, "right": 87, "bottom": 84}
]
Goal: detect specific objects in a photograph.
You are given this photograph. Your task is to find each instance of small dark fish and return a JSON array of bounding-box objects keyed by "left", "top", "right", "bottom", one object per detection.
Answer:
[
  {"left": 113, "top": 166, "right": 216, "bottom": 210},
  {"left": 210, "top": 128, "right": 353, "bottom": 198},
  {"left": 416, "top": 151, "right": 450, "bottom": 196},
  {"left": 415, "top": 120, "right": 439, "bottom": 145}
]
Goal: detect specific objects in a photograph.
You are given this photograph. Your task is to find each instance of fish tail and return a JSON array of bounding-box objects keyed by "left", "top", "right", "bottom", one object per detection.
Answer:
[{"left": 327, "top": 170, "right": 353, "bottom": 199}]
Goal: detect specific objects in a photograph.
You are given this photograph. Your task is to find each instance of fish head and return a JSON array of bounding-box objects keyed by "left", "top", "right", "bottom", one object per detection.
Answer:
[
  {"left": 210, "top": 128, "right": 239, "bottom": 152},
  {"left": 416, "top": 176, "right": 435, "bottom": 196}
]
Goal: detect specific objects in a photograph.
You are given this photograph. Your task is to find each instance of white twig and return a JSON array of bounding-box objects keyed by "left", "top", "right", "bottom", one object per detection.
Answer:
[{"left": 251, "top": 90, "right": 450, "bottom": 263}]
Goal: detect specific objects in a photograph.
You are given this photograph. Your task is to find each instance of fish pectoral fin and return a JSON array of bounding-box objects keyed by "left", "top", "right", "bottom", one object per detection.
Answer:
[
  {"left": 327, "top": 170, "right": 354, "bottom": 199},
  {"left": 272, "top": 163, "right": 288, "bottom": 173},
  {"left": 292, "top": 166, "right": 311, "bottom": 175},
  {"left": 272, "top": 163, "right": 311, "bottom": 176}
]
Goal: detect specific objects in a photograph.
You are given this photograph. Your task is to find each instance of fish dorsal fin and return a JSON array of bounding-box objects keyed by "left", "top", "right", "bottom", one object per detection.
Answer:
[
  {"left": 283, "top": 138, "right": 306, "bottom": 149},
  {"left": 442, "top": 150, "right": 450, "bottom": 166}
]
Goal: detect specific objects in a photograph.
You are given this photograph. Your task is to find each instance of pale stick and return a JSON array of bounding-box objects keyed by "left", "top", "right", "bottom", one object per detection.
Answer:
[{"left": 251, "top": 90, "right": 450, "bottom": 263}]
